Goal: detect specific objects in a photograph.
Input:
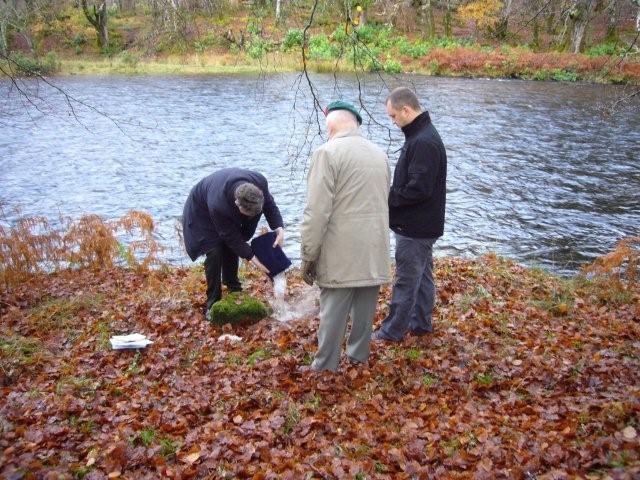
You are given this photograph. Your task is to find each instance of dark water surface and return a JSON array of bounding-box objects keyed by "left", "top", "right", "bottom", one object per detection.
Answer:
[{"left": 1, "top": 74, "right": 639, "bottom": 275}]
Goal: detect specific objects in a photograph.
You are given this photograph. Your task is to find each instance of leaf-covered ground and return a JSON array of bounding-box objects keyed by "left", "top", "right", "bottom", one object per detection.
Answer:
[{"left": 1, "top": 255, "right": 639, "bottom": 479}]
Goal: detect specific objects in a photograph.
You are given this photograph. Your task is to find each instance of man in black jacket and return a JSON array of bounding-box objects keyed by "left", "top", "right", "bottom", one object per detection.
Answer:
[
  {"left": 373, "top": 87, "right": 447, "bottom": 342},
  {"left": 182, "top": 168, "right": 285, "bottom": 317}
]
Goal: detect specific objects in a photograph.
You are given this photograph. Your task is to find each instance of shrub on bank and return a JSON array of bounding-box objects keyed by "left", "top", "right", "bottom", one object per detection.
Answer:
[{"left": 7, "top": 52, "right": 61, "bottom": 76}]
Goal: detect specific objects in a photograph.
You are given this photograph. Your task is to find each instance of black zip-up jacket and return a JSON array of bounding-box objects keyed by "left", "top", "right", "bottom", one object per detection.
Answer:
[
  {"left": 182, "top": 168, "right": 284, "bottom": 261},
  {"left": 389, "top": 111, "right": 447, "bottom": 238}
]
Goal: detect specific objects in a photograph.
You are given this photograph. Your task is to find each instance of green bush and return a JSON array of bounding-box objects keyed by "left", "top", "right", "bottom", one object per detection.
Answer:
[
  {"left": 551, "top": 69, "right": 578, "bottom": 82},
  {"left": 70, "top": 33, "right": 88, "bottom": 47},
  {"left": 397, "top": 37, "right": 430, "bottom": 58},
  {"left": 383, "top": 59, "right": 403, "bottom": 74},
  {"left": 330, "top": 25, "right": 349, "bottom": 44},
  {"left": 282, "top": 29, "right": 303, "bottom": 51},
  {"left": 8, "top": 52, "right": 60, "bottom": 76},
  {"left": 530, "top": 69, "right": 551, "bottom": 81},
  {"left": 118, "top": 50, "right": 139, "bottom": 69},
  {"left": 585, "top": 42, "right": 623, "bottom": 57},
  {"left": 354, "top": 24, "right": 394, "bottom": 49},
  {"left": 208, "top": 293, "right": 270, "bottom": 326},
  {"left": 309, "top": 34, "right": 338, "bottom": 61},
  {"left": 247, "top": 36, "right": 273, "bottom": 59},
  {"left": 194, "top": 33, "right": 219, "bottom": 52}
]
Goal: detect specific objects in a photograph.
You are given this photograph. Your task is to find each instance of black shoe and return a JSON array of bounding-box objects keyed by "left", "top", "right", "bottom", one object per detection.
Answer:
[{"left": 371, "top": 330, "right": 397, "bottom": 343}]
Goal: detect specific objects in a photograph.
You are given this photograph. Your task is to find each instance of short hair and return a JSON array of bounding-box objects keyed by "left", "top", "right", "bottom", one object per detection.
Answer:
[
  {"left": 386, "top": 87, "right": 422, "bottom": 111},
  {"left": 235, "top": 183, "right": 264, "bottom": 216}
]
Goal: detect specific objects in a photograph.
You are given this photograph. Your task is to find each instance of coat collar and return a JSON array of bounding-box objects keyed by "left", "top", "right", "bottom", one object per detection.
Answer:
[
  {"left": 401, "top": 111, "right": 431, "bottom": 138},
  {"left": 331, "top": 128, "right": 361, "bottom": 140}
]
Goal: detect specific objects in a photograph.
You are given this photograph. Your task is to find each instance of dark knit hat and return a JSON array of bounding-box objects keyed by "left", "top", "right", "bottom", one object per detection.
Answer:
[{"left": 324, "top": 100, "right": 363, "bottom": 125}]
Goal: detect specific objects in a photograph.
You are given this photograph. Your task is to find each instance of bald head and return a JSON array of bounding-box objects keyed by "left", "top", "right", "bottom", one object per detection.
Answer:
[{"left": 325, "top": 109, "right": 359, "bottom": 139}]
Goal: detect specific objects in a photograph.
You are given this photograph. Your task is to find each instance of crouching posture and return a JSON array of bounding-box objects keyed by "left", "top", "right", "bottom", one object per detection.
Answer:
[{"left": 300, "top": 101, "right": 391, "bottom": 372}]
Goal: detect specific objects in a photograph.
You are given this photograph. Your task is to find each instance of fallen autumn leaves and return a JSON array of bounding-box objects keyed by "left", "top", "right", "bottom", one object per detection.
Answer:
[{"left": 1, "top": 254, "right": 639, "bottom": 479}]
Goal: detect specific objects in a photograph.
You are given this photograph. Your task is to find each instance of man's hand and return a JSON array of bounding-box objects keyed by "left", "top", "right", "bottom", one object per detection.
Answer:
[
  {"left": 250, "top": 255, "right": 269, "bottom": 274},
  {"left": 273, "top": 227, "right": 284, "bottom": 248},
  {"left": 301, "top": 260, "right": 316, "bottom": 286}
]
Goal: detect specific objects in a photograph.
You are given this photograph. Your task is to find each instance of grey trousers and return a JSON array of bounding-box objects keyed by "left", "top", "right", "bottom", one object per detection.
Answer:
[
  {"left": 378, "top": 234, "right": 436, "bottom": 341},
  {"left": 311, "top": 285, "right": 381, "bottom": 372}
]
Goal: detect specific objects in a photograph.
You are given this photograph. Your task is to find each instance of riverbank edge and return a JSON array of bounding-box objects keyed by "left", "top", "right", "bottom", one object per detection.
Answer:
[{"left": 45, "top": 50, "right": 640, "bottom": 85}]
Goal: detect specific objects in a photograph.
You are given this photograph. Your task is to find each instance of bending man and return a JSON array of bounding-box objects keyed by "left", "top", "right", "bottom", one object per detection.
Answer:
[{"left": 183, "top": 168, "right": 284, "bottom": 318}]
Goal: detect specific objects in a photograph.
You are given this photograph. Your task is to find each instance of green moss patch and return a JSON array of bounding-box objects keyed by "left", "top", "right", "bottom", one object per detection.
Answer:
[{"left": 208, "top": 293, "right": 270, "bottom": 326}]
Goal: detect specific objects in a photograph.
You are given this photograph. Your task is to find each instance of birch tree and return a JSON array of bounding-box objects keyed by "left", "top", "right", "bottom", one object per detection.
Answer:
[{"left": 568, "top": 0, "right": 596, "bottom": 53}]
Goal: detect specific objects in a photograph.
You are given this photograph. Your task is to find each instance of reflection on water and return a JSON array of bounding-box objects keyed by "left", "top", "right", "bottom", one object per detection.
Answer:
[{"left": 1, "top": 74, "right": 639, "bottom": 275}]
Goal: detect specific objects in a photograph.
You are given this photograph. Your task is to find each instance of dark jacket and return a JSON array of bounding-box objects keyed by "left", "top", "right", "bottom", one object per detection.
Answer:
[
  {"left": 389, "top": 111, "right": 447, "bottom": 239},
  {"left": 182, "top": 168, "right": 284, "bottom": 261}
]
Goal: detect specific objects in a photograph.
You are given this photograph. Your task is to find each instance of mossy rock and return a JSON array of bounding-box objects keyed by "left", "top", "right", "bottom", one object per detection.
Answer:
[{"left": 208, "top": 293, "right": 270, "bottom": 326}]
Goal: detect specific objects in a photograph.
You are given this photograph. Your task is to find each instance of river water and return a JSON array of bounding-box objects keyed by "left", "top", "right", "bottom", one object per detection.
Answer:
[{"left": 1, "top": 73, "right": 638, "bottom": 275}]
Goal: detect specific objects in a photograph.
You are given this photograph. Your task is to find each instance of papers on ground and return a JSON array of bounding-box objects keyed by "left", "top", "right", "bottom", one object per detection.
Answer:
[{"left": 110, "top": 333, "right": 154, "bottom": 350}]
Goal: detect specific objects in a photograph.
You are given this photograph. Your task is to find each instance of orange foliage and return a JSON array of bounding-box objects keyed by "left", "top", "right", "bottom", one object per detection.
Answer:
[
  {"left": 583, "top": 236, "right": 639, "bottom": 288},
  {"left": 0, "top": 210, "right": 162, "bottom": 287},
  {"left": 457, "top": 0, "right": 503, "bottom": 30}
]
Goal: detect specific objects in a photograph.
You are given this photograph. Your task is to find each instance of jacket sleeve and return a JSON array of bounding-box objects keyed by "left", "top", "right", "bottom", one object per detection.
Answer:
[
  {"left": 261, "top": 183, "right": 285, "bottom": 231},
  {"left": 300, "top": 148, "right": 334, "bottom": 263},
  {"left": 209, "top": 208, "right": 254, "bottom": 260},
  {"left": 389, "top": 140, "right": 440, "bottom": 208}
]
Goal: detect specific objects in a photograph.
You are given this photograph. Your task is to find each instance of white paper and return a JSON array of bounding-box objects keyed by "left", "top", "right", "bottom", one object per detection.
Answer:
[
  {"left": 218, "top": 334, "right": 242, "bottom": 342},
  {"left": 110, "top": 333, "right": 154, "bottom": 350}
]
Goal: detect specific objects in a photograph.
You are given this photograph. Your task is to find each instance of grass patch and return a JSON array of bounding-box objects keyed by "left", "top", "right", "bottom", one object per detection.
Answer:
[
  {"left": 283, "top": 404, "right": 301, "bottom": 435},
  {"left": 27, "top": 294, "right": 104, "bottom": 330},
  {"left": 225, "top": 353, "right": 243, "bottom": 367},
  {"left": 422, "top": 372, "right": 438, "bottom": 387},
  {"left": 159, "top": 438, "right": 178, "bottom": 458},
  {"left": 475, "top": 371, "right": 496, "bottom": 387},
  {"left": 55, "top": 376, "right": 99, "bottom": 398},
  {"left": 0, "top": 335, "right": 42, "bottom": 363},
  {"left": 135, "top": 428, "right": 156, "bottom": 446},
  {"left": 247, "top": 348, "right": 270, "bottom": 366},
  {"left": 405, "top": 348, "right": 421, "bottom": 361},
  {"left": 125, "top": 351, "right": 143, "bottom": 376},
  {"left": 303, "top": 394, "right": 321, "bottom": 411}
]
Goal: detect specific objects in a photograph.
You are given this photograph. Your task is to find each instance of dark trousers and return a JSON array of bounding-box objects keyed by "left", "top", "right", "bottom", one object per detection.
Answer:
[
  {"left": 204, "top": 243, "right": 242, "bottom": 311},
  {"left": 379, "top": 234, "right": 437, "bottom": 341}
]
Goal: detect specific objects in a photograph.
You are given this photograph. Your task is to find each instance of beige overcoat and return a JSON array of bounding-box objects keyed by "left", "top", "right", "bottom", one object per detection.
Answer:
[{"left": 300, "top": 129, "right": 391, "bottom": 288}]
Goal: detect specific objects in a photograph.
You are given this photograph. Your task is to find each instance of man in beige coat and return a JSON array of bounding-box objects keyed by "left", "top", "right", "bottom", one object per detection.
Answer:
[{"left": 300, "top": 101, "right": 391, "bottom": 372}]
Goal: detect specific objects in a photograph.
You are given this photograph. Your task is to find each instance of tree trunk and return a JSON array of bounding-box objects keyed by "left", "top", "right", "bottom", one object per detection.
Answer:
[
  {"left": 532, "top": 17, "right": 540, "bottom": 49},
  {"left": 359, "top": 9, "right": 367, "bottom": 27},
  {"left": 118, "top": 0, "right": 136, "bottom": 13},
  {"left": 569, "top": 0, "right": 595, "bottom": 53},
  {"left": 81, "top": 1, "right": 109, "bottom": 49},
  {"left": 425, "top": 0, "right": 435, "bottom": 38},
  {"left": 442, "top": 0, "right": 452, "bottom": 37},
  {"left": 0, "top": 18, "right": 7, "bottom": 56},
  {"left": 494, "top": 0, "right": 513, "bottom": 39},
  {"left": 604, "top": 0, "right": 619, "bottom": 42},
  {"left": 275, "top": 0, "right": 281, "bottom": 21}
]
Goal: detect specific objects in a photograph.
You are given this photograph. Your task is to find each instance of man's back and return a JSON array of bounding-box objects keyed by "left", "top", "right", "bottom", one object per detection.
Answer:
[{"left": 302, "top": 130, "right": 391, "bottom": 288}]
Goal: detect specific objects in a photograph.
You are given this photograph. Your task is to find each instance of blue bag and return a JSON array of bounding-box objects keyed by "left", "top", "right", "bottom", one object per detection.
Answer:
[{"left": 250, "top": 231, "right": 292, "bottom": 279}]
